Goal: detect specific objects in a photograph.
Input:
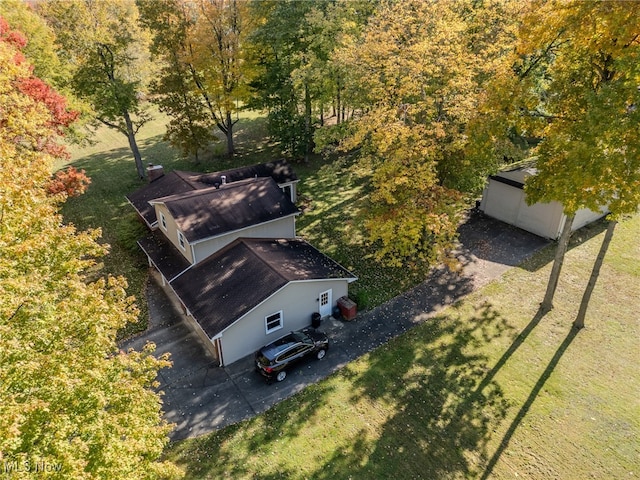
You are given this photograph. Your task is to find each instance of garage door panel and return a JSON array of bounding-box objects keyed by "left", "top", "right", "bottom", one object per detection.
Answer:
[
  {"left": 515, "top": 199, "right": 562, "bottom": 239},
  {"left": 483, "top": 180, "right": 523, "bottom": 225}
]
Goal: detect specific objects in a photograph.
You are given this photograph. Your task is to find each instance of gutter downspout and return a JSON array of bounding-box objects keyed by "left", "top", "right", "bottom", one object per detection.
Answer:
[{"left": 212, "top": 334, "right": 224, "bottom": 367}]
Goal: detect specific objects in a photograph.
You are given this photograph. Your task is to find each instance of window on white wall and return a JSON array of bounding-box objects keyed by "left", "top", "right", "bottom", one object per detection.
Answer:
[
  {"left": 160, "top": 212, "right": 167, "bottom": 230},
  {"left": 177, "top": 231, "right": 186, "bottom": 250},
  {"left": 265, "top": 311, "right": 283, "bottom": 334}
]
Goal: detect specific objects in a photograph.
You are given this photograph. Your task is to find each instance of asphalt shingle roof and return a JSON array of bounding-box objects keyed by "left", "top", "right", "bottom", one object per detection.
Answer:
[
  {"left": 125, "top": 160, "right": 298, "bottom": 228},
  {"left": 169, "top": 238, "right": 357, "bottom": 338},
  {"left": 137, "top": 231, "right": 192, "bottom": 282},
  {"left": 126, "top": 171, "right": 200, "bottom": 227},
  {"left": 150, "top": 177, "right": 299, "bottom": 243},
  {"left": 191, "top": 159, "right": 298, "bottom": 187}
]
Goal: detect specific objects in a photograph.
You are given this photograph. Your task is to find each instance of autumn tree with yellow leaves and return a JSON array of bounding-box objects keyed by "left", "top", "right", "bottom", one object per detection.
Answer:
[
  {"left": 139, "top": 0, "right": 250, "bottom": 159},
  {"left": 474, "top": 0, "right": 640, "bottom": 324},
  {"left": 39, "top": 0, "right": 154, "bottom": 179},
  {"left": 0, "top": 18, "right": 180, "bottom": 480},
  {"left": 324, "top": 0, "right": 520, "bottom": 267}
]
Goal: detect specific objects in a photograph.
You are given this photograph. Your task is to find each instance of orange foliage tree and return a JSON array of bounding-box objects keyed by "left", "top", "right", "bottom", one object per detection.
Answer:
[
  {"left": 0, "top": 16, "right": 180, "bottom": 479},
  {"left": 47, "top": 166, "right": 91, "bottom": 197}
]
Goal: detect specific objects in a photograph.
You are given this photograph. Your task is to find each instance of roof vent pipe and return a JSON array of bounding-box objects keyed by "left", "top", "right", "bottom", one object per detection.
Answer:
[{"left": 221, "top": 175, "right": 227, "bottom": 185}]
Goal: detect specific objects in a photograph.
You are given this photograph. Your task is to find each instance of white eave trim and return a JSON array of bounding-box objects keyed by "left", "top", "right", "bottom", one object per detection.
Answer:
[
  {"left": 188, "top": 212, "right": 301, "bottom": 247},
  {"left": 125, "top": 197, "right": 157, "bottom": 230},
  {"left": 279, "top": 180, "right": 298, "bottom": 187},
  {"left": 288, "top": 277, "right": 358, "bottom": 284}
]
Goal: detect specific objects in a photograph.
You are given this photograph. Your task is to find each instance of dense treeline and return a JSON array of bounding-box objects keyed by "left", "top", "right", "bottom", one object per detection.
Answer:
[
  {"left": 1, "top": 1, "right": 638, "bottom": 477},
  {"left": 8, "top": 0, "right": 640, "bottom": 319}
]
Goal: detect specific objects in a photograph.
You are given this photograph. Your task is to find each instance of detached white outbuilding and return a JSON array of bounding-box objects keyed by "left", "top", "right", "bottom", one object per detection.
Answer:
[{"left": 479, "top": 163, "right": 608, "bottom": 239}]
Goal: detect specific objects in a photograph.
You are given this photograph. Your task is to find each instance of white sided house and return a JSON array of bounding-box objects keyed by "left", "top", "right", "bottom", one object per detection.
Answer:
[
  {"left": 147, "top": 177, "right": 299, "bottom": 266},
  {"left": 480, "top": 163, "right": 608, "bottom": 239},
  {"left": 127, "top": 161, "right": 357, "bottom": 366},
  {"left": 169, "top": 238, "right": 356, "bottom": 366}
]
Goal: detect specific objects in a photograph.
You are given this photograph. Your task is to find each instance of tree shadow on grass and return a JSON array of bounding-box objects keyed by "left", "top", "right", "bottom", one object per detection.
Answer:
[
  {"left": 296, "top": 157, "right": 434, "bottom": 308},
  {"left": 169, "top": 381, "right": 338, "bottom": 479},
  {"left": 61, "top": 138, "right": 190, "bottom": 336},
  {"left": 308, "top": 302, "right": 516, "bottom": 479},
  {"left": 499, "top": 216, "right": 608, "bottom": 274},
  {"left": 206, "top": 116, "right": 284, "bottom": 165},
  {"left": 480, "top": 326, "right": 579, "bottom": 479}
]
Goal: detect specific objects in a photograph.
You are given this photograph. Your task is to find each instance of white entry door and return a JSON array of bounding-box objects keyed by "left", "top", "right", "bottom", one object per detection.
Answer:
[{"left": 319, "top": 289, "right": 332, "bottom": 317}]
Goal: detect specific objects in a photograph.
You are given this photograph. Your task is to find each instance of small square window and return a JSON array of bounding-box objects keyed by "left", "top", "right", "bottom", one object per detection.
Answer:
[
  {"left": 177, "top": 231, "right": 186, "bottom": 250},
  {"left": 265, "top": 311, "right": 283, "bottom": 334},
  {"left": 320, "top": 291, "right": 329, "bottom": 307},
  {"left": 160, "top": 212, "right": 167, "bottom": 230}
]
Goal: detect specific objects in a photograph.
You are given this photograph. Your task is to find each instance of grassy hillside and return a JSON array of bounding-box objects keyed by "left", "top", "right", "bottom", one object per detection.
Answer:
[{"left": 165, "top": 215, "right": 639, "bottom": 479}]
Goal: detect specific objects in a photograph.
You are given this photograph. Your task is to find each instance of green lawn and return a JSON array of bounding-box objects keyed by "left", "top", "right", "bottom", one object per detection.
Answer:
[
  {"left": 164, "top": 215, "right": 639, "bottom": 479},
  {"left": 63, "top": 110, "right": 639, "bottom": 478},
  {"left": 60, "top": 109, "right": 432, "bottom": 335},
  {"left": 60, "top": 111, "right": 191, "bottom": 336},
  {"left": 60, "top": 109, "right": 293, "bottom": 336}
]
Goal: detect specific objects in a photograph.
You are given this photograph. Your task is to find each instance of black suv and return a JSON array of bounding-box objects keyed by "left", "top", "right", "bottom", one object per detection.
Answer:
[{"left": 255, "top": 328, "right": 329, "bottom": 383}]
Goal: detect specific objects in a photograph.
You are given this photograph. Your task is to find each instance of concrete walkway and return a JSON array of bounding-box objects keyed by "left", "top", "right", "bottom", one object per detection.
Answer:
[{"left": 120, "top": 211, "right": 549, "bottom": 441}]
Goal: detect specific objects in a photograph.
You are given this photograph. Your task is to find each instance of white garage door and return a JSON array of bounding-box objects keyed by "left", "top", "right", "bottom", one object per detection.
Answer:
[
  {"left": 482, "top": 179, "right": 525, "bottom": 226},
  {"left": 482, "top": 178, "right": 564, "bottom": 239}
]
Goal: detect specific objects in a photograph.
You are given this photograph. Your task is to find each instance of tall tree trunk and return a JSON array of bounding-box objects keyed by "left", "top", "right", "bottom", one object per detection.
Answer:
[
  {"left": 225, "top": 110, "right": 235, "bottom": 157},
  {"left": 574, "top": 220, "right": 617, "bottom": 329},
  {"left": 336, "top": 77, "right": 341, "bottom": 124},
  {"left": 304, "top": 82, "right": 312, "bottom": 163},
  {"left": 541, "top": 213, "right": 575, "bottom": 313},
  {"left": 123, "top": 110, "right": 145, "bottom": 179}
]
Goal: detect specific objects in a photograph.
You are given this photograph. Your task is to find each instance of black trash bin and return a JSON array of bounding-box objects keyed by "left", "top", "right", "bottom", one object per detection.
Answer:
[{"left": 311, "top": 312, "right": 322, "bottom": 329}]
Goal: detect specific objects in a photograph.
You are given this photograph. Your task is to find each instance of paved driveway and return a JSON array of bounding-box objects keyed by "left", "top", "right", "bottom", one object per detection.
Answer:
[{"left": 120, "top": 211, "right": 549, "bottom": 441}]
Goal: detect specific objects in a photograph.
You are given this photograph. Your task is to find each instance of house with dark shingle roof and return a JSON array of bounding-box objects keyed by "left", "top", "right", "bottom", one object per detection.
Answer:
[
  {"left": 126, "top": 159, "right": 298, "bottom": 229},
  {"left": 147, "top": 177, "right": 299, "bottom": 265},
  {"left": 170, "top": 238, "right": 356, "bottom": 365},
  {"left": 128, "top": 161, "right": 356, "bottom": 366}
]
